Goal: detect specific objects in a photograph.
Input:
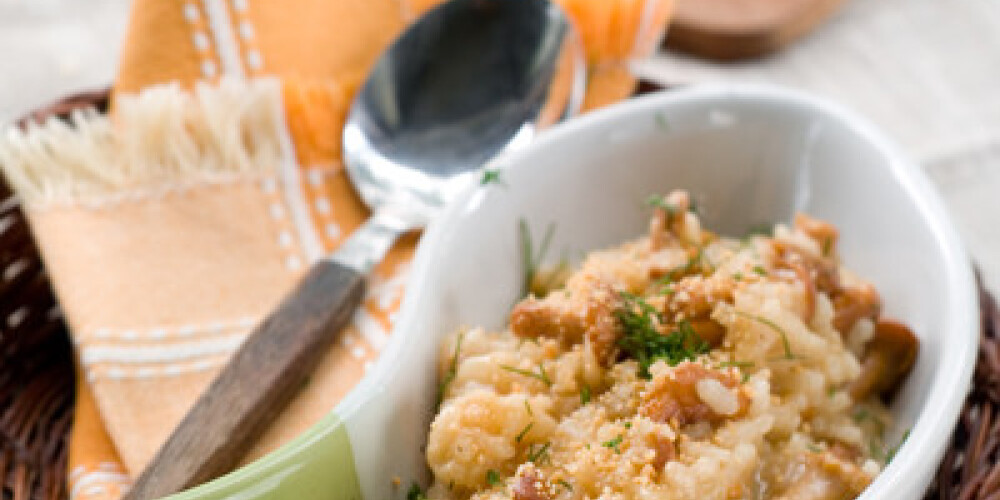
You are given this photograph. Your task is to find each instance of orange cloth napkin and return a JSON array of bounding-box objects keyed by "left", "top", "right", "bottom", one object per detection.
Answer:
[{"left": 2, "top": 1, "right": 671, "bottom": 499}]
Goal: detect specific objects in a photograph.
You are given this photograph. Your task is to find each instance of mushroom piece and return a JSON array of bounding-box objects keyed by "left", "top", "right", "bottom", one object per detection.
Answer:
[
  {"left": 650, "top": 434, "right": 677, "bottom": 470},
  {"left": 771, "top": 239, "right": 841, "bottom": 324},
  {"left": 510, "top": 294, "right": 588, "bottom": 343},
  {"left": 687, "top": 318, "right": 726, "bottom": 347},
  {"left": 848, "top": 319, "right": 919, "bottom": 401},
  {"left": 649, "top": 190, "right": 693, "bottom": 250},
  {"left": 832, "top": 284, "right": 881, "bottom": 335},
  {"left": 794, "top": 213, "right": 839, "bottom": 256},
  {"left": 513, "top": 470, "right": 552, "bottom": 500},
  {"left": 509, "top": 285, "right": 622, "bottom": 365},
  {"left": 640, "top": 362, "right": 749, "bottom": 426},
  {"left": 787, "top": 258, "right": 818, "bottom": 324}
]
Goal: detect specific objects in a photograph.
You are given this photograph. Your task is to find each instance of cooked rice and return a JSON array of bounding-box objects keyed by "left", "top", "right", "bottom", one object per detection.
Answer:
[{"left": 424, "top": 190, "right": 912, "bottom": 500}]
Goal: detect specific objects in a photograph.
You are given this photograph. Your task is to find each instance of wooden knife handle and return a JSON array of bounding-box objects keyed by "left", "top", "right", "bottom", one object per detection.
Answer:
[{"left": 123, "top": 260, "right": 366, "bottom": 500}]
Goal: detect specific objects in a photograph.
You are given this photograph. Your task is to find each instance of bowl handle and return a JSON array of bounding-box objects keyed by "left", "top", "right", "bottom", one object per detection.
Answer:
[{"left": 162, "top": 409, "right": 363, "bottom": 500}]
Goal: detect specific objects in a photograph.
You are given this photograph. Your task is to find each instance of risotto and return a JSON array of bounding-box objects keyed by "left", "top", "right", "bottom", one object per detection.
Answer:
[{"left": 423, "top": 190, "right": 918, "bottom": 500}]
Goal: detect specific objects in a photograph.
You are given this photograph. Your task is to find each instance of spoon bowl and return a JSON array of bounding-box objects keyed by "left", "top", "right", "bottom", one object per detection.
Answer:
[{"left": 343, "top": 0, "right": 585, "bottom": 225}]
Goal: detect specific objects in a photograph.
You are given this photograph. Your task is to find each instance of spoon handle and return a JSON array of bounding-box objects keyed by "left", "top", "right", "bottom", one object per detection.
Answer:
[{"left": 123, "top": 260, "right": 365, "bottom": 500}]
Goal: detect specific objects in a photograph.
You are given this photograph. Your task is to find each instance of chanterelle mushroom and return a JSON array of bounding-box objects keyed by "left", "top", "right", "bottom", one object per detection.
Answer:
[{"left": 849, "top": 319, "right": 919, "bottom": 401}]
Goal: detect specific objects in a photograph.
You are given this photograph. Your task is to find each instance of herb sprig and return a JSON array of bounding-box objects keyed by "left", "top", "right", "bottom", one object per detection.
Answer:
[
  {"left": 481, "top": 169, "right": 505, "bottom": 186},
  {"left": 645, "top": 195, "right": 679, "bottom": 214},
  {"left": 602, "top": 434, "right": 624, "bottom": 453},
  {"left": 615, "top": 292, "right": 710, "bottom": 378},
  {"left": 645, "top": 193, "right": 700, "bottom": 217},
  {"left": 407, "top": 484, "right": 428, "bottom": 500},
  {"left": 515, "top": 422, "right": 533, "bottom": 443},
  {"left": 717, "top": 360, "right": 755, "bottom": 369},
  {"left": 885, "top": 429, "right": 910, "bottom": 463},
  {"left": 486, "top": 469, "right": 502, "bottom": 486},
  {"left": 734, "top": 311, "right": 794, "bottom": 359},
  {"left": 437, "top": 331, "right": 465, "bottom": 406},
  {"left": 660, "top": 249, "right": 708, "bottom": 283},
  {"left": 652, "top": 275, "right": 676, "bottom": 295},
  {"left": 500, "top": 363, "right": 552, "bottom": 386},
  {"left": 527, "top": 442, "right": 551, "bottom": 463},
  {"left": 518, "top": 219, "right": 567, "bottom": 298}
]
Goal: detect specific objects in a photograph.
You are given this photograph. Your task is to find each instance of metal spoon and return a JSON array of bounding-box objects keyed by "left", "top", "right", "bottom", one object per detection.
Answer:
[
  {"left": 338, "top": 0, "right": 586, "bottom": 271},
  {"left": 124, "top": 1, "right": 584, "bottom": 498}
]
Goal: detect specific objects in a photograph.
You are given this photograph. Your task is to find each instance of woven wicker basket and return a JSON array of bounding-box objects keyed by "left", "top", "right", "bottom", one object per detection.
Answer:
[{"left": 1, "top": 89, "right": 997, "bottom": 500}]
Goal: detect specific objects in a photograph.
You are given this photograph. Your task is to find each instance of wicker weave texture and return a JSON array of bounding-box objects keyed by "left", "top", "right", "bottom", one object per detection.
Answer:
[{"left": 1, "top": 91, "right": 108, "bottom": 500}]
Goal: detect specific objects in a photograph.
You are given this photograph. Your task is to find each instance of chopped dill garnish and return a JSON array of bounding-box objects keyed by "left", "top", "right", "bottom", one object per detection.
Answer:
[
  {"left": 519, "top": 219, "right": 559, "bottom": 298},
  {"left": 516, "top": 422, "right": 533, "bottom": 443},
  {"left": 718, "top": 360, "right": 755, "bottom": 369},
  {"left": 664, "top": 248, "right": 707, "bottom": 280},
  {"left": 437, "top": 331, "right": 465, "bottom": 406},
  {"left": 407, "top": 483, "right": 428, "bottom": 500},
  {"left": 807, "top": 443, "right": 823, "bottom": 453},
  {"left": 580, "top": 384, "right": 591, "bottom": 405},
  {"left": 886, "top": 429, "right": 910, "bottom": 463},
  {"left": 868, "top": 440, "right": 883, "bottom": 460},
  {"left": 733, "top": 272, "right": 743, "bottom": 281},
  {"left": 528, "top": 442, "right": 551, "bottom": 463},
  {"left": 645, "top": 193, "right": 699, "bottom": 216},
  {"left": 615, "top": 293, "right": 710, "bottom": 378},
  {"left": 500, "top": 363, "right": 552, "bottom": 386},
  {"left": 645, "top": 195, "right": 679, "bottom": 214},
  {"left": 651, "top": 250, "right": 710, "bottom": 286},
  {"left": 853, "top": 407, "right": 887, "bottom": 437},
  {"left": 752, "top": 265, "right": 767, "bottom": 276},
  {"left": 602, "top": 434, "right": 624, "bottom": 453},
  {"left": 486, "top": 469, "right": 502, "bottom": 486},
  {"left": 734, "top": 311, "right": 794, "bottom": 359},
  {"left": 653, "top": 275, "right": 676, "bottom": 295},
  {"left": 557, "top": 479, "right": 573, "bottom": 492},
  {"left": 718, "top": 360, "right": 754, "bottom": 383},
  {"left": 480, "top": 169, "right": 505, "bottom": 186},
  {"left": 744, "top": 223, "right": 773, "bottom": 239},
  {"left": 623, "top": 421, "right": 632, "bottom": 429},
  {"left": 534, "top": 256, "right": 571, "bottom": 297},
  {"left": 524, "top": 400, "right": 533, "bottom": 416},
  {"left": 822, "top": 237, "right": 834, "bottom": 256},
  {"left": 852, "top": 408, "right": 870, "bottom": 422}
]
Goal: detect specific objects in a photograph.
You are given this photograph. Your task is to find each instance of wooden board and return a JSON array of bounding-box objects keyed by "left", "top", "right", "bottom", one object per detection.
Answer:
[{"left": 664, "top": 0, "right": 847, "bottom": 61}]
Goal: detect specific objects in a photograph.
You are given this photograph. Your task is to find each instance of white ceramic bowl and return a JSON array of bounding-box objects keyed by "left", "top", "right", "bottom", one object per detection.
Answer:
[{"left": 171, "top": 85, "right": 978, "bottom": 500}]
